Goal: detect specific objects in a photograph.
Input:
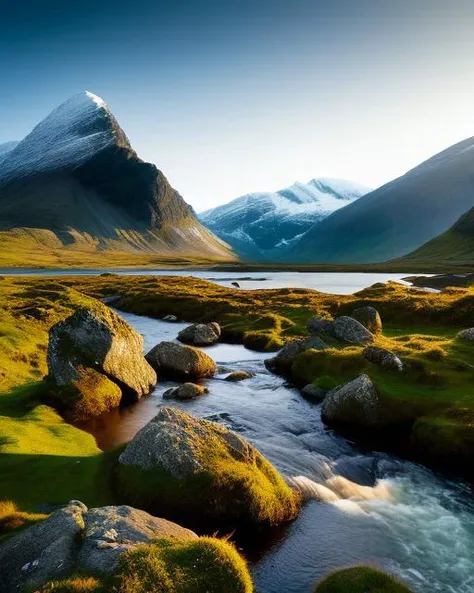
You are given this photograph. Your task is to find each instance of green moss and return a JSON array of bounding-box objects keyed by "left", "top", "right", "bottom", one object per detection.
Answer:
[
  {"left": 314, "top": 567, "right": 413, "bottom": 593},
  {"left": 0, "top": 500, "right": 47, "bottom": 542},
  {"left": 32, "top": 575, "right": 105, "bottom": 592}
]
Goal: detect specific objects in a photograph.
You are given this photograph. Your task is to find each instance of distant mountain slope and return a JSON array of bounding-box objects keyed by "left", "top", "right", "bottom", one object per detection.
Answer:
[
  {"left": 0, "top": 92, "right": 233, "bottom": 263},
  {"left": 286, "top": 137, "right": 474, "bottom": 263},
  {"left": 401, "top": 206, "right": 474, "bottom": 266},
  {"left": 0, "top": 141, "right": 19, "bottom": 162},
  {"left": 199, "top": 178, "right": 370, "bottom": 259}
]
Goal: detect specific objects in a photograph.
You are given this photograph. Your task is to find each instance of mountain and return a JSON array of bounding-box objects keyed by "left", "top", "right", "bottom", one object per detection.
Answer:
[
  {"left": 0, "top": 142, "right": 19, "bottom": 162},
  {"left": 401, "top": 205, "right": 474, "bottom": 267},
  {"left": 0, "top": 92, "right": 233, "bottom": 265},
  {"left": 286, "top": 136, "right": 474, "bottom": 264},
  {"left": 199, "top": 178, "right": 370, "bottom": 259}
]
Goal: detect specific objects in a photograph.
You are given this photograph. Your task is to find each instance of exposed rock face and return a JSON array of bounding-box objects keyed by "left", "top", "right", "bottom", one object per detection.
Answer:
[
  {"left": 117, "top": 407, "right": 299, "bottom": 526},
  {"left": 47, "top": 305, "right": 157, "bottom": 418},
  {"left": 162, "top": 383, "right": 209, "bottom": 400},
  {"left": 177, "top": 322, "right": 221, "bottom": 346},
  {"left": 321, "top": 374, "right": 384, "bottom": 430},
  {"left": 307, "top": 317, "right": 334, "bottom": 336},
  {"left": 351, "top": 306, "right": 383, "bottom": 334},
  {"left": 301, "top": 384, "right": 326, "bottom": 402},
  {"left": 265, "top": 337, "right": 327, "bottom": 374},
  {"left": 77, "top": 505, "right": 196, "bottom": 575},
  {"left": 224, "top": 370, "right": 254, "bottom": 382},
  {"left": 145, "top": 341, "right": 216, "bottom": 380},
  {"left": 332, "top": 316, "right": 374, "bottom": 344},
  {"left": 458, "top": 328, "right": 474, "bottom": 342},
  {"left": 0, "top": 501, "right": 196, "bottom": 592},
  {"left": 364, "top": 346, "right": 403, "bottom": 371}
]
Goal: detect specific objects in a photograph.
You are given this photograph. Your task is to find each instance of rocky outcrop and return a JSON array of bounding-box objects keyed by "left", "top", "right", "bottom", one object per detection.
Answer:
[
  {"left": 364, "top": 346, "right": 403, "bottom": 371},
  {"left": 321, "top": 374, "right": 384, "bottom": 430},
  {"left": 163, "top": 383, "right": 208, "bottom": 400},
  {"left": 332, "top": 316, "right": 374, "bottom": 344},
  {"left": 351, "top": 306, "right": 383, "bottom": 334},
  {"left": 458, "top": 328, "right": 474, "bottom": 342},
  {"left": 265, "top": 336, "right": 327, "bottom": 374},
  {"left": 0, "top": 501, "right": 197, "bottom": 592},
  {"left": 177, "top": 322, "right": 221, "bottom": 346},
  {"left": 145, "top": 341, "right": 216, "bottom": 380},
  {"left": 47, "top": 305, "right": 156, "bottom": 419},
  {"left": 224, "top": 370, "right": 254, "bottom": 382},
  {"left": 117, "top": 407, "right": 299, "bottom": 526}
]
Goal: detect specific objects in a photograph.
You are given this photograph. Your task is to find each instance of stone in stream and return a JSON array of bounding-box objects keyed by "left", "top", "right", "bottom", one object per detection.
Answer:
[
  {"left": 301, "top": 384, "right": 326, "bottom": 402},
  {"left": 231, "top": 281, "right": 241, "bottom": 288},
  {"left": 163, "top": 314, "right": 178, "bottom": 322},
  {"left": 177, "top": 322, "right": 221, "bottom": 346},
  {"left": 364, "top": 346, "right": 403, "bottom": 371},
  {"left": 224, "top": 370, "right": 254, "bottom": 382},
  {"left": 146, "top": 341, "right": 216, "bottom": 380},
  {"left": 47, "top": 305, "right": 157, "bottom": 420},
  {"left": 0, "top": 501, "right": 197, "bottom": 592},
  {"left": 117, "top": 407, "right": 300, "bottom": 527},
  {"left": 332, "top": 316, "right": 374, "bottom": 344},
  {"left": 351, "top": 306, "right": 383, "bottom": 334},
  {"left": 457, "top": 328, "right": 474, "bottom": 342},
  {"left": 162, "top": 382, "right": 209, "bottom": 400}
]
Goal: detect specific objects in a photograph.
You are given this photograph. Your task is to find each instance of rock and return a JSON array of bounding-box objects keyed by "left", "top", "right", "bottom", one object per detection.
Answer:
[
  {"left": 0, "top": 500, "right": 86, "bottom": 592},
  {"left": 307, "top": 317, "right": 334, "bottom": 335},
  {"left": 177, "top": 322, "right": 221, "bottom": 346},
  {"left": 224, "top": 370, "right": 254, "bottom": 382},
  {"left": 458, "top": 328, "right": 474, "bottom": 342},
  {"left": 265, "top": 337, "right": 326, "bottom": 374},
  {"left": 162, "top": 383, "right": 209, "bottom": 400},
  {"left": 332, "top": 316, "right": 374, "bottom": 344},
  {"left": 231, "top": 281, "right": 240, "bottom": 288},
  {"left": 47, "top": 305, "right": 157, "bottom": 418},
  {"left": 364, "top": 346, "right": 403, "bottom": 371},
  {"left": 163, "top": 314, "right": 178, "bottom": 322},
  {"left": 146, "top": 341, "right": 216, "bottom": 380},
  {"left": 351, "top": 306, "right": 383, "bottom": 334},
  {"left": 321, "top": 374, "right": 384, "bottom": 429},
  {"left": 117, "top": 407, "right": 299, "bottom": 526},
  {"left": 301, "top": 384, "right": 326, "bottom": 402},
  {"left": 77, "top": 505, "right": 196, "bottom": 575}
]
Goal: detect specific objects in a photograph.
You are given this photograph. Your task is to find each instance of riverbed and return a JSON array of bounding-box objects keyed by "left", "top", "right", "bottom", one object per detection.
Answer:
[{"left": 79, "top": 310, "right": 474, "bottom": 593}]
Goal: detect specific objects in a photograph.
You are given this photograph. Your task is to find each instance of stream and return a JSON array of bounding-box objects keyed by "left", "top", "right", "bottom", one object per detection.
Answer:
[{"left": 78, "top": 310, "right": 474, "bottom": 593}]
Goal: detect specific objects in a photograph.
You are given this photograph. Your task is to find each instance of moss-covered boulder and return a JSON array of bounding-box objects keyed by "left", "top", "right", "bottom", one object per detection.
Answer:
[
  {"left": 265, "top": 337, "right": 327, "bottom": 375},
  {"left": 116, "top": 407, "right": 300, "bottom": 527},
  {"left": 145, "top": 341, "right": 216, "bottom": 380},
  {"left": 47, "top": 305, "right": 157, "bottom": 419},
  {"left": 162, "top": 383, "right": 208, "bottom": 400},
  {"left": 332, "top": 316, "right": 374, "bottom": 345},
  {"left": 177, "top": 322, "right": 221, "bottom": 346},
  {"left": 351, "top": 306, "right": 383, "bottom": 334},
  {"left": 313, "top": 567, "right": 413, "bottom": 593},
  {"left": 224, "top": 370, "right": 254, "bottom": 382}
]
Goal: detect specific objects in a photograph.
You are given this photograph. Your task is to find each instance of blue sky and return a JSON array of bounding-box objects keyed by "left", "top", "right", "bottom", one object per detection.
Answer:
[{"left": 2, "top": 1, "right": 474, "bottom": 210}]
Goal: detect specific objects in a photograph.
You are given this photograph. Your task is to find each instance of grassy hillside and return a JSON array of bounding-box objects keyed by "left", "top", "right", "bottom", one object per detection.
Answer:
[{"left": 401, "top": 206, "right": 474, "bottom": 266}]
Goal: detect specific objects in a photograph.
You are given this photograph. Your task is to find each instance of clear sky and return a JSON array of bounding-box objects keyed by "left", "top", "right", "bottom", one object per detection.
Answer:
[{"left": 2, "top": 1, "right": 474, "bottom": 211}]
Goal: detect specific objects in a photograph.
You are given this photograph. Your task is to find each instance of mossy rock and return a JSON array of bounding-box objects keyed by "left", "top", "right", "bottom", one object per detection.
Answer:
[
  {"left": 314, "top": 567, "right": 413, "bottom": 593},
  {"left": 116, "top": 408, "right": 300, "bottom": 528},
  {"left": 145, "top": 341, "right": 216, "bottom": 380}
]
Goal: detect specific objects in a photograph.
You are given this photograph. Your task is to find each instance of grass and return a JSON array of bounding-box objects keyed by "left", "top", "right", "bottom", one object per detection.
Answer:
[
  {"left": 0, "top": 500, "right": 47, "bottom": 542},
  {"left": 314, "top": 567, "right": 413, "bottom": 593}
]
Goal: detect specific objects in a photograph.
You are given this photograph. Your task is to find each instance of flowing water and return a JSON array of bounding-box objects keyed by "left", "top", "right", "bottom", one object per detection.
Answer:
[{"left": 79, "top": 310, "right": 474, "bottom": 593}]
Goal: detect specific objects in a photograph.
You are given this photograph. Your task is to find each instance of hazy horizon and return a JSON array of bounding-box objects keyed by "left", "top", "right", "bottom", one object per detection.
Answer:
[{"left": 3, "top": 1, "right": 474, "bottom": 211}]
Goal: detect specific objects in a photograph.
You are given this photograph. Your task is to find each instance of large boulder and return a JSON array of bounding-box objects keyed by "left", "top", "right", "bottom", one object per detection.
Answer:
[
  {"left": 364, "top": 346, "right": 403, "bottom": 371},
  {"left": 145, "top": 341, "right": 216, "bottom": 380},
  {"left": 458, "top": 328, "right": 474, "bottom": 342},
  {"left": 117, "top": 407, "right": 299, "bottom": 527},
  {"left": 265, "top": 337, "right": 327, "bottom": 374},
  {"left": 321, "top": 374, "right": 384, "bottom": 430},
  {"left": 351, "top": 306, "right": 383, "bottom": 334},
  {"left": 163, "top": 383, "right": 208, "bottom": 400},
  {"left": 47, "top": 305, "right": 157, "bottom": 419},
  {"left": 301, "top": 384, "right": 326, "bottom": 402},
  {"left": 332, "top": 316, "right": 374, "bottom": 344},
  {"left": 0, "top": 501, "right": 197, "bottom": 592},
  {"left": 177, "top": 322, "right": 221, "bottom": 346},
  {"left": 307, "top": 317, "right": 334, "bottom": 336}
]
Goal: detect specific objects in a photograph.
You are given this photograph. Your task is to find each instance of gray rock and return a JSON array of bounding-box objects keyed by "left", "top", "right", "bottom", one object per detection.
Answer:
[
  {"left": 162, "top": 383, "right": 208, "bottom": 400},
  {"left": 77, "top": 505, "right": 196, "bottom": 574},
  {"left": 307, "top": 317, "right": 334, "bottom": 335},
  {"left": 351, "top": 306, "right": 383, "bottom": 334},
  {"left": 458, "top": 328, "right": 474, "bottom": 342},
  {"left": 48, "top": 305, "right": 157, "bottom": 400},
  {"left": 163, "top": 314, "right": 178, "bottom": 322},
  {"left": 364, "top": 346, "right": 403, "bottom": 371},
  {"left": 301, "top": 384, "right": 326, "bottom": 402},
  {"left": 146, "top": 341, "right": 216, "bottom": 380},
  {"left": 265, "top": 336, "right": 327, "bottom": 373},
  {"left": 321, "top": 374, "right": 383, "bottom": 429},
  {"left": 224, "top": 370, "right": 254, "bottom": 382},
  {"left": 332, "top": 316, "right": 374, "bottom": 344},
  {"left": 177, "top": 322, "right": 221, "bottom": 346},
  {"left": 231, "top": 281, "right": 240, "bottom": 288},
  {"left": 0, "top": 500, "right": 86, "bottom": 592}
]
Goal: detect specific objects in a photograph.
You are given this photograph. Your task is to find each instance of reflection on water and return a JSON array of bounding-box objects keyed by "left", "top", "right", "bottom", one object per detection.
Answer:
[{"left": 79, "top": 310, "right": 473, "bottom": 593}]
